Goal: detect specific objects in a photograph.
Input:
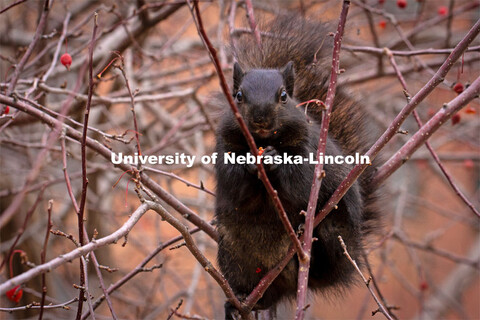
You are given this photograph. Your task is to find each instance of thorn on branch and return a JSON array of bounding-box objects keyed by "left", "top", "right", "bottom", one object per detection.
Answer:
[
  {"left": 169, "top": 242, "right": 187, "bottom": 250},
  {"left": 141, "top": 264, "right": 163, "bottom": 272},
  {"left": 338, "top": 235, "right": 394, "bottom": 320},
  {"left": 166, "top": 299, "right": 183, "bottom": 320},
  {"left": 122, "top": 234, "right": 128, "bottom": 247},
  {"left": 73, "top": 284, "right": 86, "bottom": 291},
  {"left": 50, "top": 229, "right": 80, "bottom": 247},
  {"left": 98, "top": 265, "right": 119, "bottom": 273}
]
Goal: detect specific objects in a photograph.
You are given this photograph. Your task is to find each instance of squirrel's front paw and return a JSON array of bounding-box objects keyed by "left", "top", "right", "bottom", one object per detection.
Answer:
[
  {"left": 245, "top": 146, "right": 279, "bottom": 174},
  {"left": 262, "top": 146, "right": 279, "bottom": 171}
]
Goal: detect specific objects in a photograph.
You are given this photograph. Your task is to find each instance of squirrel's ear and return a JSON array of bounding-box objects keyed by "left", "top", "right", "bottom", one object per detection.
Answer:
[
  {"left": 233, "top": 62, "right": 244, "bottom": 92},
  {"left": 282, "top": 61, "right": 295, "bottom": 97}
]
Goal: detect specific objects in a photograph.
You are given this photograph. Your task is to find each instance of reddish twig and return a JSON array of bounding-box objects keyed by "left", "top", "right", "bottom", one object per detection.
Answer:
[
  {"left": 0, "top": 203, "right": 152, "bottom": 295},
  {"left": 243, "top": 12, "right": 480, "bottom": 312},
  {"left": 243, "top": 0, "right": 262, "bottom": 48},
  {"left": 115, "top": 52, "right": 143, "bottom": 156},
  {"left": 76, "top": 13, "right": 98, "bottom": 320},
  {"left": 190, "top": 0, "right": 307, "bottom": 266},
  {"left": 0, "top": 0, "right": 27, "bottom": 14},
  {"left": 38, "top": 200, "right": 53, "bottom": 320},
  {"left": 146, "top": 200, "right": 248, "bottom": 319},
  {"left": 296, "top": 1, "right": 350, "bottom": 318},
  {"left": 372, "top": 75, "right": 480, "bottom": 187},
  {"left": 338, "top": 236, "right": 394, "bottom": 320},
  {"left": 2, "top": 0, "right": 49, "bottom": 114},
  {"left": 62, "top": 131, "right": 119, "bottom": 319},
  {"left": 384, "top": 47, "right": 479, "bottom": 218},
  {"left": 315, "top": 18, "right": 480, "bottom": 226},
  {"left": 82, "top": 229, "right": 198, "bottom": 318}
]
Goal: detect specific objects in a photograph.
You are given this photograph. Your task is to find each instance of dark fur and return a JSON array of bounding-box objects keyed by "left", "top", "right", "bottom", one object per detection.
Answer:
[{"left": 215, "top": 15, "right": 380, "bottom": 318}]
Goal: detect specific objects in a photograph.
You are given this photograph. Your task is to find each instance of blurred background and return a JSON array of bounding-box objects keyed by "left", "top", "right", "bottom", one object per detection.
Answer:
[{"left": 0, "top": 0, "right": 479, "bottom": 319}]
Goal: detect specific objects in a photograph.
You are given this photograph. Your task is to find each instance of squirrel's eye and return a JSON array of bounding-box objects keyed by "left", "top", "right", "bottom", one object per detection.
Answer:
[
  {"left": 235, "top": 91, "right": 243, "bottom": 103},
  {"left": 280, "top": 90, "right": 288, "bottom": 103}
]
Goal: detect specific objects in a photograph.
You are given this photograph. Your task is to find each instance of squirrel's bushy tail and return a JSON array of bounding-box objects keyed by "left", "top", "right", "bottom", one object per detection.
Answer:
[{"left": 233, "top": 14, "right": 381, "bottom": 234}]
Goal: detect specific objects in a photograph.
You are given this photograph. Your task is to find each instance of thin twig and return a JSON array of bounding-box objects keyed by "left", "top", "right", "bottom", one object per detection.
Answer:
[
  {"left": 41, "top": 12, "right": 71, "bottom": 82},
  {"left": 145, "top": 199, "right": 248, "bottom": 319},
  {"left": 190, "top": 0, "right": 307, "bottom": 264},
  {"left": 82, "top": 230, "right": 199, "bottom": 318},
  {"left": 372, "top": 75, "right": 480, "bottom": 186},
  {"left": 1, "top": 0, "right": 49, "bottom": 114},
  {"left": 76, "top": 13, "right": 98, "bottom": 320},
  {"left": 81, "top": 256, "right": 96, "bottom": 320},
  {"left": 0, "top": 0, "right": 28, "bottom": 14},
  {"left": 0, "top": 203, "right": 152, "bottom": 295},
  {"left": 296, "top": 1, "right": 350, "bottom": 318},
  {"left": 0, "top": 297, "right": 78, "bottom": 312},
  {"left": 384, "top": 47, "right": 479, "bottom": 218},
  {"left": 338, "top": 236, "right": 394, "bottom": 320},
  {"left": 116, "top": 53, "right": 143, "bottom": 156},
  {"left": 38, "top": 200, "right": 53, "bottom": 320},
  {"left": 243, "top": 0, "right": 262, "bottom": 48},
  {"left": 0, "top": 94, "right": 219, "bottom": 241}
]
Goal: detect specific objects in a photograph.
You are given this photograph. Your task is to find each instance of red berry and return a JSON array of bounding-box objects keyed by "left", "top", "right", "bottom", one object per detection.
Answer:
[
  {"left": 379, "top": 0, "right": 385, "bottom": 4},
  {"left": 255, "top": 267, "right": 261, "bottom": 273},
  {"left": 451, "top": 113, "right": 461, "bottom": 125},
  {"left": 453, "top": 82, "right": 464, "bottom": 94},
  {"left": 3, "top": 106, "right": 9, "bottom": 115},
  {"left": 6, "top": 285, "right": 23, "bottom": 303},
  {"left": 379, "top": 20, "right": 387, "bottom": 29},
  {"left": 438, "top": 6, "right": 448, "bottom": 16},
  {"left": 397, "top": 0, "right": 407, "bottom": 8},
  {"left": 419, "top": 281, "right": 429, "bottom": 291},
  {"left": 258, "top": 147, "right": 264, "bottom": 156},
  {"left": 60, "top": 53, "right": 72, "bottom": 70},
  {"left": 465, "top": 106, "right": 476, "bottom": 114},
  {"left": 464, "top": 159, "right": 474, "bottom": 169}
]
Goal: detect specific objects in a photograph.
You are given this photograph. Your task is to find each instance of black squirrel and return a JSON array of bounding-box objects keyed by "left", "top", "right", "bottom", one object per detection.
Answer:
[{"left": 214, "top": 15, "right": 380, "bottom": 318}]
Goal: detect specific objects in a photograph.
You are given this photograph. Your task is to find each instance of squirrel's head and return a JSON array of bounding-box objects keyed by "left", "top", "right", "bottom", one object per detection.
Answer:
[{"left": 232, "top": 61, "right": 303, "bottom": 140}]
